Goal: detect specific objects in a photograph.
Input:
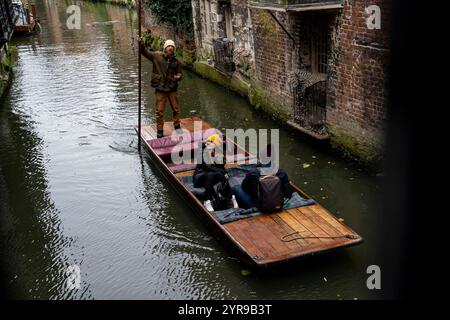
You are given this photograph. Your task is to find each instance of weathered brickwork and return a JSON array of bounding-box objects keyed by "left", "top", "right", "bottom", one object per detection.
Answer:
[
  {"left": 251, "top": 9, "right": 293, "bottom": 110},
  {"left": 326, "top": 0, "right": 390, "bottom": 160},
  {"left": 191, "top": 0, "right": 391, "bottom": 163}
]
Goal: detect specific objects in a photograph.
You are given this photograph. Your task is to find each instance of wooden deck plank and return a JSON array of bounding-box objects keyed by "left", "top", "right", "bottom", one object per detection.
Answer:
[
  {"left": 224, "top": 221, "right": 265, "bottom": 259},
  {"left": 238, "top": 219, "right": 280, "bottom": 258},
  {"left": 277, "top": 211, "right": 322, "bottom": 246},
  {"left": 225, "top": 219, "right": 278, "bottom": 260},
  {"left": 141, "top": 126, "right": 154, "bottom": 140},
  {"left": 270, "top": 213, "right": 309, "bottom": 247},
  {"left": 309, "top": 205, "right": 354, "bottom": 235},
  {"left": 257, "top": 214, "right": 306, "bottom": 251},
  {"left": 244, "top": 215, "right": 293, "bottom": 255},
  {"left": 300, "top": 206, "right": 346, "bottom": 238},
  {"left": 289, "top": 208, "right": 335, "bottom": 244}
]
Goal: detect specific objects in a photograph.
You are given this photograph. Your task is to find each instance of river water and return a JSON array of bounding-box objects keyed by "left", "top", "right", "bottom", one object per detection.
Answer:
[{"left": 0, "top": 0, "right": 382, "bottom": 299}]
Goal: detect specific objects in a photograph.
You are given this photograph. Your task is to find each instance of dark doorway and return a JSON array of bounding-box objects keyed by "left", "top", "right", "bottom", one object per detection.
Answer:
[{"left": 293, "top": 12, "right": 331, "bottom": 136}]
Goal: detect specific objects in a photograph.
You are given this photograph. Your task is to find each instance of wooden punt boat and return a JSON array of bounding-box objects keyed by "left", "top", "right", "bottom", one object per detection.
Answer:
[
  {"left": 137, "top": 117, "right": 363, "bottom": 267},
  {"left": 12, "top": 0, "right": 38, "bottom": 36}
]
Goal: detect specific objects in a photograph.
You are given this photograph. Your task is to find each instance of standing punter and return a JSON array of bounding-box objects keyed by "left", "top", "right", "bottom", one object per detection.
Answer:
[{"left": 137, "top": 31, "right": 182, "bottom": 138}]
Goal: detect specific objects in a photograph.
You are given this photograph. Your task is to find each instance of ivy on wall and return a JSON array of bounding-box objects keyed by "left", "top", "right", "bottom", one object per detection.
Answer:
[{"left": 143, "top": 0, "right": 193, "bottom": 41}]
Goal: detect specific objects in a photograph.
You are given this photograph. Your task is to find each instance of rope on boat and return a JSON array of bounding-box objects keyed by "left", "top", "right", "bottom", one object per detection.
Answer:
[{"left": 281, "top": 231, "right": 358, "bottom": 242}]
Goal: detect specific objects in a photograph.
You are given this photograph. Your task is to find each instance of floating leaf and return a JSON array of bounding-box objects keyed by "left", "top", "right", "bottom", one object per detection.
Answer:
[
  {"left": 303, "top": 163, "right": 311, "bottom": 169},
  {"left": 241, "top": 269, "right": 251, "bottom": 276},
  {"left": 338, "top": 218, "right": 345, "bottom": 222}
]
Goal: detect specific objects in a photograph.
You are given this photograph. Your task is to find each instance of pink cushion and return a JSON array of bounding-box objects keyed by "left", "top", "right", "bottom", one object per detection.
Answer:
[
  {"left": 154, "top": 142, "right": 200, "bottom": 157},
  {"left": 148, "top": 128, "right": 219, "bottom": 157}
]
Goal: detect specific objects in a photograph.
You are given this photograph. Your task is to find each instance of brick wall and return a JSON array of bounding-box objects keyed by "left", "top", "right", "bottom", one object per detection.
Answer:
[
  {"left": 192, "top": 0, "right": 391, "bottom": 161},
  {"left": 327, "top": 0, "right": 390, "bottom": 156},
  {"left": 250, "top": 0, "right": 390, "bottom": 160},
  {"left": 250, "top": 8, "right": 293, "bottom": 113}
]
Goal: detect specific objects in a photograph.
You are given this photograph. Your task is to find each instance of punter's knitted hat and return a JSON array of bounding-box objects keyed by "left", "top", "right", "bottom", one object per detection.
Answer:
[{"left": 164, "top": 39, "right": 175, "bottom": 51}]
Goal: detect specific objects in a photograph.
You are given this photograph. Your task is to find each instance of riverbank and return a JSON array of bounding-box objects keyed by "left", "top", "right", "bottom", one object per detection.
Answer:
[{"left": 0, "top": 44, "right": 17, "bottom": 99}]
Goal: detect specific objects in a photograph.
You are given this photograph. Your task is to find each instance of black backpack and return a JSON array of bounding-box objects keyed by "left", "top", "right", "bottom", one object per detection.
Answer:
[
  {"left": 212, "top": 180, "right": 233, "bottom": 211},
  {"left": 257, "top": 175, "right": 284, "bottom": 212},
  {"left": 242, "top": 168, "right": 284, "bottom": 212}
]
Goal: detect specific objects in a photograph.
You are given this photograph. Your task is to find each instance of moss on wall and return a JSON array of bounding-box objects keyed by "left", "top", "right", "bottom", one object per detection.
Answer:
[
  {"left": 0, "top": 44, "right": 18, "bottom": 99},
  {"left": 193, "top": 61, "right": 249, "bottom": 97},
  {"left": 247, "top": 80, "right": 291, "bottom": 122},
  {"left": 192, "top": 61, "right": 291, "bottom": 123},
  {"left": 327, "top": 125, "right": 383, "bottom": 167},
  {"left": 252, "top": 10, "right": 278, "bottom": 35}
]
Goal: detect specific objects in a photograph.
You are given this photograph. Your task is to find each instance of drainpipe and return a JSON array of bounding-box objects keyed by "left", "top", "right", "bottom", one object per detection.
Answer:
[{"left": 266, "top": 9, "right": 296, "bottom": 48}]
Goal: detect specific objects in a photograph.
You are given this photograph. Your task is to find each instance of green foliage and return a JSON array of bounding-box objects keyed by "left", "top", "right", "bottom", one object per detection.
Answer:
[
  {"left": 196, "top": 48, "right": 214, "bottom": 62},
  {"left": 1, "top": 44, "right": 18, "bottom": 73},
  {"left": 143, "top": 0, "right": 193, "bottom": 40},
  {"left": 141, "top": 31, "right": 195, "bottom": 66},
  {"left": 142, "top": 31, "right": 163, "bottom": 51}
]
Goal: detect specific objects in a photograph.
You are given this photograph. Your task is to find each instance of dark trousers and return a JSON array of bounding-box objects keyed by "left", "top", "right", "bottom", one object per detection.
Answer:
[{"left": 194, "top": 172, "right": 226, "bottom": 200}]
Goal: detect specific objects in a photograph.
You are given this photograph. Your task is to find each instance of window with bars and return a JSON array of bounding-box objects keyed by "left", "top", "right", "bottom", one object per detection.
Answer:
[{"left": 311, "top": 16, "right": 329, "bottom": 74}]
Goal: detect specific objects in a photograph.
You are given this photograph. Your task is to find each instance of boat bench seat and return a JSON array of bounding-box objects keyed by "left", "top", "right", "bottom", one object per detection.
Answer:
[{"left": 169, "top": 153, "right": 256, "bottom": 173}]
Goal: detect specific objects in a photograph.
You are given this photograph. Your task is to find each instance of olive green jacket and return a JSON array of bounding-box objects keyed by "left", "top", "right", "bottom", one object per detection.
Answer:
[{"left": 140, "top": 43, "right": 182, "bottom": 92}]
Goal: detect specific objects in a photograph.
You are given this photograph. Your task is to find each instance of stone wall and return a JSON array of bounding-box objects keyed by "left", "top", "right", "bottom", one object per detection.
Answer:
[{"left": 192, "top": 0, "right": 255, "bottom": 80}]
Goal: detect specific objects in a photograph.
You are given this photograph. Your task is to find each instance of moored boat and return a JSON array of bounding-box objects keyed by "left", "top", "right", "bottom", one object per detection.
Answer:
[
  {"left": 12, "top": 0, "right": 38, "bottom": 36},
  {"left": 138, "top": 117, "right": 363, "bottom": 267}
]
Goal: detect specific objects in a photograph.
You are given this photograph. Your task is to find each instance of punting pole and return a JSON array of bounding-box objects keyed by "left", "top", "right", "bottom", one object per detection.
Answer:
[{"left": 137, "top": 0, "right": 142, "bottom": 150}]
